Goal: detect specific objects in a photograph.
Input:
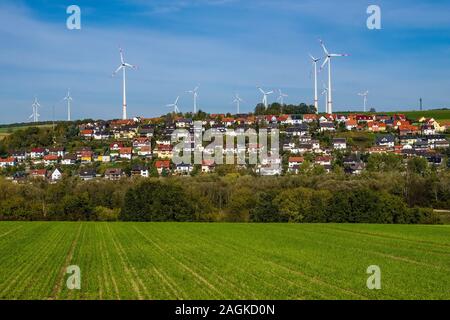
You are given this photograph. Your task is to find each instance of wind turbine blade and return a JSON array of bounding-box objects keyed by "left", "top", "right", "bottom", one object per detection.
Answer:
[
  {"left": 119, "top": 47, "right": 125, "bottom": 64},
  {"left": 319, "top": 39, "right": 329, "bottom": 55},
  {"left": 113, "top": 65, "right": 123, "bottom": 76},
  {"left": 258, "top": 87, "right": 265, "bottom": 94},
  {"left": 124, "top": 63, "right": 137, "bottom": 69},
  {"left": 267, "top": 91, "right": 273, "bottom": 95},
  {"left": 330, "top": 53, "right": 349, "bottom": 57},
  {"left": 320, "top": 58, "right": 329, "bottom": 71}
]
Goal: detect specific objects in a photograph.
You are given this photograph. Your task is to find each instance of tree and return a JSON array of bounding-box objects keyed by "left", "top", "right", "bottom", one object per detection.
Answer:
[{"left": 120, "top": 180, "right": 195, "bottom": 222}]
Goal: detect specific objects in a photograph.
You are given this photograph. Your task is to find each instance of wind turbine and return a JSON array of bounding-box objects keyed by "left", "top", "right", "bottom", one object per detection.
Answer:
[
  {"left": 309, "top": 54, "right": 321, "bottom": 114},
  {"left": 112, "top": 47, "right": 137, "bottom": 120},
  {"left": 319, "top": 39, "right": 349, "bottom": 114},
  {"left": 277, "top": 89, "right": 288, "bottom": 105},
  {"left": 358, "top": 91, "right": 369, "bottom": 112},
  {"left": 30, "top": 97, "right": 41, "bottom": 123},
  {"left": 258, "top": 87, "right": 273, "bottom": 109},
  {"left": 321, "top": 84, "right": 328, "bottom": 114},
  {"left": 233, "top": 94, "right": 244, "bottom": 114},
  {"left": 186, "top": 86, "right": 199, "bottom": 113},
  {"left": 63, "top": 89, "right": 73, "bottom": 121},
  {"left": 166, "top": 96, "right": 180, "bottom": 113}
]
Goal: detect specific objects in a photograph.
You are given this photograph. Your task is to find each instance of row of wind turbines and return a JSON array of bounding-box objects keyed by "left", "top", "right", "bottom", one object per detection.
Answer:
[
  {"left": 29, "top": 39, "right": 370, "bottom": 123},
  {"left": 29, "top": 90, "right": 73, "bottom": 123}
]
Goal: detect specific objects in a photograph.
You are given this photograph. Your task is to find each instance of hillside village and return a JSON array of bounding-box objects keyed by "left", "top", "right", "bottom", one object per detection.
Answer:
[{"left": 0, "top": 112, "right": 449, "bottom": 182}]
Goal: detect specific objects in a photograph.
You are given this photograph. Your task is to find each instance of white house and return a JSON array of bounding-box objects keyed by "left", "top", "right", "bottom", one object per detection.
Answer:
[{"left": 50, "top": 168, "right": 62, "bottom": 181}]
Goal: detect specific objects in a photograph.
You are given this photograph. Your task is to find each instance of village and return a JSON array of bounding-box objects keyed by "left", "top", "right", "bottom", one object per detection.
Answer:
[{"left": 0, "top": 111, "right": 449, "bottom": 182}]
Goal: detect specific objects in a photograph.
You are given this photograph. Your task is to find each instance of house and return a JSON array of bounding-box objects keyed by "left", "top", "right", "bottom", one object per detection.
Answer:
[
  {"left": 154, "top": 144, "right": 173, "bottom": 159},
  {"left": 258, "top": 164, "right": 282, "bottom": 176},
  {"left": 356, "top": 115, "right": 373, "bottom": 123},
  {"left": 104, "top": 168, "right": 124, "bottom": 180},
  {"left": 421, "top": 124, "right": 436, "bottom": 136},
  {"left": 332, "top": 138, "right": 347, "bottom": 150},
  {"left": 368, "top": 122, "right": 386, "bottom": 132},
  {"left": 315, "top": 156, "right": 332, "bottom": 166},
  {"left": 96, "top": 154, "right": 111, "bottom": 163},
  {"left": 29, "top": 169, "right": 47, "bottom": 179},
  {"left": 285, "top": 115, "right": 302, "bottom": 125},
  {"left": 49, "top": 168, "right": 62, "bottom": 181},
  {"left": 61, "top": 154, "right": 77, "bottom": 165},
  {"left": 296, "top": 144, "right": 313, "bottom": 154},
  {"left": 368, "top": 146, "right": 388, "bottom": 154},
  {"left": 175, "top": 163, "right": 193, "bottom": 175},
  {"left": 110, "top": 142, "right": 124, "bottom": 151},
  {"left": 80, "top": 129, "right": 94, "bottom": 139},
  {"left": 139, "top": 125, "right": 155, "bottom": 138},
  {"left": 201, "top": 160, "right": 216, "bottom": 173},
  {"left": 133, "top": 137, "right": 151, "bottom": 150},
  {"left": 155, "top": 160, "right": 171, "bottom": 175},
  {"left": 319, "top": 122, "right": 335, "bottom": 132},
  {"left": 43, "top": 154, "right": 59, "bottom": 166},
  {"left": 376, "top": 135, "right": 395, "bottom": 148},
  {"left": 344, "top": 162, "right": 365, "bottom": 175},
  {"left": 93, "top": 131, "right": 111, "bottom": 140},
  {"left": 286, "top": 124, "right": 309, "bottom": 136},
  {"left": 399, "top": 124, "right": 419, "bottom": 136},
  {"left": 302, "top": 114, "right": 317, "bottom": 123},
  {"left": 176, "top": 118, "right": 193, "bottom": 128},
  {"left": 0, "top": 157, "right": 16, "bottom": 168},
  {"left": 80, "top": 151, "right": 93, "bottom": 163},
  {"left": 30, "top": 148, "right": 46, "bottom": 159},
  {"left": 119, "top": 147, "right": 133, "bottom": 160},
  {"left": 345, "top": 119, "right": 358, "bottom": 131},
  {"left": 288, "top": 157, "right": 305, "bottom": 174},
  {"left": 138, "top": 146, "right": 152, "bottom": 158},
  {"left": 131, "top": 165, "right": 149, "bottom": 178},
  {"left": 222, "top": 117, "right": 235, "bottom": 127},
  {"left": 11, "top": 151, "right": 27, "bottom": 162},
  {"left": 79, "top": 168, "right": 97, "bottom": 181},
  {"left": 48, "top": 147, "right": 65, "bottom": 157}
]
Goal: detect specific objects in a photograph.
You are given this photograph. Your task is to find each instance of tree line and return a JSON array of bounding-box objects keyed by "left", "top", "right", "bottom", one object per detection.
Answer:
[{"left": 0, "top": 168, "right": 448, "bottom": 223}]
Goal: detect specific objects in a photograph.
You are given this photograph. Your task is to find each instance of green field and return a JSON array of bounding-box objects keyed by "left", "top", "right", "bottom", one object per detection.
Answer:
[
  {"left": 385, "top": 110, "right": 450, "bottom": 121},
  {"left": 0, "top": 222, "right": 449, "bottom": 300}
]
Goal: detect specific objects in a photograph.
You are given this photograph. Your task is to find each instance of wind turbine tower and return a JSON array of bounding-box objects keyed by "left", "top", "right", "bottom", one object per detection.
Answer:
[
  {"left": 321, "top": 84, "right": 328, "bottom": 114},
  {"left": 358, "top": 91, "right": 369, "bottom": 112},
  {"left": 112, "top": 47, "right": 137, "bottom": 120},
  {"left": 258, "top": 87, "right": 273, "bottom": 109},
  {"left": 187, "top": 86, "right": 199, "bottom": 113},
  {"left": 277, "top": 89, "right": 288, "bottom": 105},
  {"left": 319, "top": 39, "right": 349, "bottom": 114},
  {"left": 63, "top": 89, "right": 73, "bottom": 121},
  {"left": 30, "top": 98, "right": 41, "bottom": 123},
  {"left": 166, "top": 96, "right": 180, "bottom": 113},
  {"left": 309, "top": 54, "right": 321, "bottom": 114},
  {"left": 233, "top": 94, "right": 243, "bottom": 114}
]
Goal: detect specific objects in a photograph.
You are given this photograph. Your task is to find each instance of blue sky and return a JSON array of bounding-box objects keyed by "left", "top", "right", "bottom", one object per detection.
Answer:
[{"left": 0, "top": 0, "right": 449, "bottom": 123}]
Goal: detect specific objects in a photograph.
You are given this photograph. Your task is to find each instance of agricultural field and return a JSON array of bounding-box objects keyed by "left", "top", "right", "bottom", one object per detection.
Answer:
[
  {"left": 385, "top": 109, "right": 450, "bottom": 122},
  {"left": 0, "top": 222, "right": 449, "bottom": 300}
]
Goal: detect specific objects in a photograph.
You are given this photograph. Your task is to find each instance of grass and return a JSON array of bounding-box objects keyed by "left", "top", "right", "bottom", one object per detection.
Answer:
[
  {"left": 385, "top": 110, "right": 450, "bottom": 122},
  {"left": 0, "top": 222, "right": 449, "bottom": 300},
  {"left": 0, "top": 124, "right": 53, "bottom": 134}
]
